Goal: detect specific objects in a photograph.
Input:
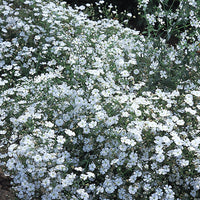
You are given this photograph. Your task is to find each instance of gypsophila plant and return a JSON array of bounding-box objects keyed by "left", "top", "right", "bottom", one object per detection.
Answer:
[
  {"left": 0, "top": 0, "right": 200, "bottom": 200},
  {"left": 71, "top": 0, "right": 133, "bottom": 28},
  {"left": 137, "top": 0, "right": 200, "bottom": 91}
]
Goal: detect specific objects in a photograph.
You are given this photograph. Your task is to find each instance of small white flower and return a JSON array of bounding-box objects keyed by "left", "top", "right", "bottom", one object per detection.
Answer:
[
  {"left": 45, "top": 121, "right": 54, "bottom": 128},
  {"left": 89, "top": 162, "right": 96, "bottom": 171},
  {"left": 191, "top": 137, "right": 200, "bottom": 148},
  {"left": 89, "top": 184, "right": 96, "bottom": 191},
  {"left": 65, "top": 129, "right": 75, "bottom": 136},
  {"left": 135, "top": 109, "right": 142, "bottom": 116},
  {"left": 62, "top": 173, "right": 76, "bottom": 187},
  {"left": 129, "top": 59, "right": 137, "bottom": 65},
  {"left": 0, "top": 130, "right": 6, "bottom": 135},
  {"left": 121, "top": 70, "right": 130, "bottom": 77},
  {"left": 57, "top": 135, "right": 66, "bottom": 144},
  {"left": 88, "top": 121, "right": 97, "bottom": 128},
  {"left": 49, "top": 170, "right": 57, "bottom": 178},
  {"left": 80, "top": 174, "right": 88, "bottom": 180},
  {"left": 34, "top": 35, "right": 41, "bottom": 40},
  {"left": 42, "top": 178, "right": 50, "bottom": 187},
  {"left": 77, "top": 189, "right": 89, "bottom": 200},
  {"left": 133, "top": 69, "right": 140, "bottom": 75},
  {"left": 78, "top": 5, "right": 85, "bottom": 10},
  {"left": 180, "top": 159, "right": 189, "bottom": 167},
  {"left": 122, "top": 111, "right": 129, "bottom": 117},
  {"left": 172, "top": 149, "right": 182, "bottom": 157},
  {"left": 78, "top": 119, "right": 87, "bottom": 128},
  {"left": 191, "top": 90, "right": 200, "bottom": 97},
  {"left": 55, "top": 119, "right": 64, "bottom": 126},
  {"left": 115, "top": 177, "right": 123, "bottom": 186},
  {"left": 156, "top": 153, "right": 165, "bottom": 163},
  {"left": 127, "top": 13, "right": 132, "bottom": 17},
  {"left": 74, "top": 167, "right": 83, "bottom": 172},
  {"left": 184, "top": 94, "right": 193, "bottom": 106},
  {"left": 185, "top": 107, "right": 196, "bottom": 115},
  {"left": 63, "top": 114, "right": 70, "bottom": 122},
  {"left": 86, "top": 172, "right": 95, "bottom": 178},
  {"left": 115, "top": 58, "right": 124, "bottom": 67},
  {"left": 34, "top": 154, "right": 42, "bottom": 162},
  {"left": 128, "top": 185, "right": 138, "bottom": 195},
  {"left": 86, "top": 69, "right": 104, "bottom": 76},
  {"left": 176, "top": 119, "right": 185, "bottom": 126}
]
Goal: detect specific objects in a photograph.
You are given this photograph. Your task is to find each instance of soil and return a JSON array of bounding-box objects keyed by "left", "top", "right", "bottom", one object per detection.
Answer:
[{"left": 0, "top": 168, "right": 16, "bottom": 200}]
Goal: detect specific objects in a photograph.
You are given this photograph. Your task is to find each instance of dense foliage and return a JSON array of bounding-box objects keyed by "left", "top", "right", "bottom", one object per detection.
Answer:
[{"left": 0, "top": 0, "right": 200, "bottom": 199}]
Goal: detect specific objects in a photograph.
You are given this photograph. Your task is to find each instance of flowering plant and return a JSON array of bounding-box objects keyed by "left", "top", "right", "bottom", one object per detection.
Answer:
[{"left": 0, "top": 0, "right": 200, "bottom": 200}]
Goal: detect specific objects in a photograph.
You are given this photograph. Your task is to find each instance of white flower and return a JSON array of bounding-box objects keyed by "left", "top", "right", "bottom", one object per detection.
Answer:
[
  {"left": 95, "top": 111, "right": 106, "bottom": 121},
  {"left": 78, "top": 119, "right": 87, "bottom": 128},
  {"left": 78, "top": 5, "right": 86, "bottom": 10},
  {"left": 146, "top": 14, "right": 156, "bottom": 25},
  {"left": 173, "top": 135, "right": 183, "bottom": 146},
  {"left": 191, "top": 90, "right": 200, "bottom": 97},
  {"left": 42, "top": 178, "right": 50, "bottom": 187},
  {"left": 185, "top": 107, "right": 197, "bottom": 115},
  {"left": 86, "top": 69, "right": 104, "bottom": 76},
  {"left": 127, "top": 13, "right": 132, "bottom": 17},
  {"left": 88, "top": 121, "right": 97, "bottom": 128},
  {"left": 122, "top": 111, "right": 129, "bottom": 117},
  {"left": 128, "top": 185, "right": 139, "bottom": 195},
  {"left": 188, "top": 0, "right": 197, "bottom": 7},
  {"left": 57, "top": 135, "right": 66, "bottom": 144},
  {"left": 44, "top": 129, "right": 55, "bottom": 138},
  {"left": 89, "top": 184, "right": 96, "bottom": 191},
  {"left": 34, "top": 154, "right": 42, "bottom": 162},
  {"left": 56, "top": 157, "right": 65, "bottom": 164},
  {"left": 121, "top": 70, "right": 130, "bottom": 77},
  {"left": 74, "top": 167, "right": 83, "bottom": 171},
  {"left": 180, "top": 159, "right": 189, "bottom": 167},
  {"left": 191, "top": 137, "right": 200, "bottom": 148},
  {"left": 159, "top": 109, "right": 171, "bottom": 117},
  {"left": 133, "top": 69, "right": 140, "bottom": 75},
  {"left": 34, "top": 35, "right": 41, "bottom": 40},
  {"left": 55, "top": 118, "right": 64, "bottom": 126},
  {"left": 63, "top": 114, "right": 70, "bottom": 121},
  {"left": 6, "top": 158, "right": 15, "bottom": 170},
  {"left": 184, "top": 94, "right": 193, "bottom": 106},
  {"left": 65, "top": 129, "right": 75, "bottom": 136},
  {"left": 157, "top": 166, "right": 170, "bottom": 175},
  {"left": 129, "top": 175, "right": 137, "bottom": 183},
  {"left": 135, "top": 109, "right": 142, "bottom": 116},
  {"left": 129, "top": 58, "right": 137, "bottom": 65},
  {"left": 77, "top": 189, "right": 89, "bottom": 200},
  {"left": 105, "top": 185, "right": 116, "bottom": 194},
  {"left": 156, "top": 153, "right": 165, "bottom": 163},
  {"left": 176, "top": 119, "right": 185, "bottom": 126},
  {"left": 172, "top": 149, "right": 182, "bottom": 157},
  {"left": 172, "top": 115, "right": 179, "bottom": 122},
  {"left": 96, "top": 135, "right": 105, "bottom": 142},
  {"left": 62, "top": 173, "right": 76, "bottom": 187},
  {"left": 149, "top": 193, "right": 159, "bottom": 200},
  {"left": 115, "top": 58, "right": 124, "bottom": 67},
  {"left": 111, "top": 159, "right": 119, "bottom": 165},
  {"left": 45, "top": 121, "right": 54, "bottom": 128},
  {"left": 0, "top": 130, "right": 6, "bottom": 135},
  {"left": 86, "top": 172, "right": 95, "bottom": 178},
  {"left": 80, "top": 174, "right": 88, "bottom": 180},
  {"left": 49, "top": 170, "right": 57, "bottom": 178},
  {"left": 89, "top": 162, "right": 96, "bottom": 171}
]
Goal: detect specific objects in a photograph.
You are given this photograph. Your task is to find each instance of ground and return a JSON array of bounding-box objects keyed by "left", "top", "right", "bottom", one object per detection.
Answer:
[{"left": 0, "top": 168, "right": 15, "bottom": 200}]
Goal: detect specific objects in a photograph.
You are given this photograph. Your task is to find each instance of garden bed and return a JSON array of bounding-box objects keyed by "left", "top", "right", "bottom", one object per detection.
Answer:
[{"left": 0, "top": 0, "right": 199, "bottom": 199}]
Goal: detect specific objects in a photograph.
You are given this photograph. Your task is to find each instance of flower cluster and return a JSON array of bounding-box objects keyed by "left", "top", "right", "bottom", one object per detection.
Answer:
[{"left": 0, "top": 0, "right": 200, "bottom": 200}]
